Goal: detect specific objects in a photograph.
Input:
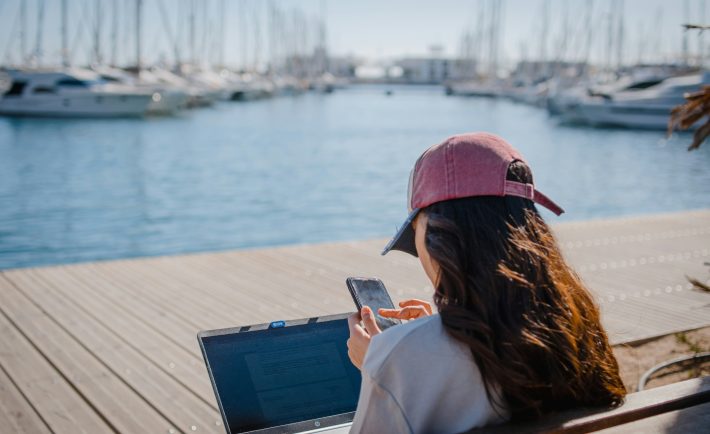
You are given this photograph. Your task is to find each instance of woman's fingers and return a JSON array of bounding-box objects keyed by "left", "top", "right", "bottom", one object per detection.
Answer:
[
  {"left": 347, "top": 312, "right": 368, "bottom": 338},
  {"left": 347, "top": 312, "right": 371, "bottom": 370},
  {"left": 360, "top": 307, "right": 382, "bottom": 336},
  {"left": 347, "top": 312, "right": 360, "bottom": 332},
  {"left": 399, "top": 306, "right": 429, "bottom": 320},
  {"left": 378, "top": 308, "right": 400, "bottom": 318},
  {"left": 398, "top": 299, "right": 434, "bottom": 315},
  {"left": 379, "top": 305, "right": 429, "bottom": 320}
]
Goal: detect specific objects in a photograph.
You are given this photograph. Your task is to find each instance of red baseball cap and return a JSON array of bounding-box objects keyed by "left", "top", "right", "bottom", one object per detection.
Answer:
[{"left": 382, "top": 132, "right": 564, "bottom": 257}]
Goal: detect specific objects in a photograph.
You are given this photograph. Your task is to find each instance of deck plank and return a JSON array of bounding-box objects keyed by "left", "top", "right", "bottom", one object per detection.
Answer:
[{"left": 0, "top": 365, "right": 51, "bottom": 434}]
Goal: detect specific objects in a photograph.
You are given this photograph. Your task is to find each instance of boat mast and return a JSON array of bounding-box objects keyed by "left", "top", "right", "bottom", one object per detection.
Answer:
[
  {"left": 240, "top": 0, "right": 247, "bottom": 71},
  {"left": 539, "top": 0, "right": 548, "bottom": 63},
  {"left": 124, "top": 0, "right": 131, "bottom": 66},
  {"left": 253, "top": 1, "right": 261, "bottom": 71},
  {"left": 111, "top": 0, "right": 118, "bottom": 67},
  {"left": 61, "top": 0, "right": 69, "bottom": 67},
  {"left": 558, "top": 0, "right": 569, "bottom": 72},
  {"left": 176, "top": 0, "right": 183, "bottom": 68},
  {"left": 701, "top": 0, "right": 707, "bottom": 68},
  {"left": 190, "top": 0, "right": 196, "bottom": 67},
  {"left": 20, "top": 0, "right": 27, "bottom": 64},
  {"left": 200, "top": 0, "right": 208, "bottom": 68},
  {"left": 683, "top": 0, "right": 689, "bottom": 65},
  {"left": 487, "top": 0, "right": 497, "bottom": 79},
  {"left": 268, "top": 0, "right": 276, "bottom": 74},
  {"left": 494, "top": 0, "right": 503, "bottom": 78},
  {"left": 317, "top": 1, "right": 324, "bottom": 76},
  {"left": 34, "top": 0, "right": 46, "bottom": 66},
  {"left": 475, "top": 1, "right": 484, "bottom": 77},
  {"left": 219, "top": 0, "right": 226, "bottom": 68},
  {"left": 94, "top": 0, "right": 103, "bottom": 65},
  {"left": 583, "top": 0, "right": 594, "bottom": 72},
  {"left": 654, "top": 7, "right": 663, "bottom": 64},
  {"left": 636, "top": 22, "right": 644, "bottom": 65},
  {"left": 136, "top": 0, "right": 143, "bottom": 71},
  {"left": 615, "top": 0, "right": 625, "bottom": 70},
  {"left": 605, "top": 1, "right": 614, "bottom": 77}
]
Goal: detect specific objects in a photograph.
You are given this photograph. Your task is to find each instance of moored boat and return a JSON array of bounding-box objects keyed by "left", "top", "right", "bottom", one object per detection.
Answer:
[
  {"left": 560, "top": 73, "right": 709, "bottom": 129},
  {"left": 0, "top": 68, "right": 153, "bottom": 118},
  {"left": 94, "top": 66, "right": 189, "bottom": 116}
]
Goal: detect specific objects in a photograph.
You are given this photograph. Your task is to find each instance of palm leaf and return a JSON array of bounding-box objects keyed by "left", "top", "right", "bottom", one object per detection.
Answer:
[{"left": 668, "top": 86, "right": 710, "bottom": 150}]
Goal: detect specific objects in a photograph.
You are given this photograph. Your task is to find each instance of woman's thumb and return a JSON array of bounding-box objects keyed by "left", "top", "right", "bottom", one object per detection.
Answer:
[{"left": 361, "top": 307, "right": 381, "bottom": 336}]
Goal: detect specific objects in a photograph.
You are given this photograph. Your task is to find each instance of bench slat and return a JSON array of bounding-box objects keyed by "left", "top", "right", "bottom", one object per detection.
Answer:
[
  {"left": 596, "top": 401, "right": 710, "bottom": 433},
  {"left": 472, "top": 376, "right": 710, "bottom": 433}
]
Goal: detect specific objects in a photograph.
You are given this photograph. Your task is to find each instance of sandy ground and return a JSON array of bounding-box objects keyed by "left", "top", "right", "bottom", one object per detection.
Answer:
[{"left": 613, "top": 326, "right": 710, "bottom": 392}]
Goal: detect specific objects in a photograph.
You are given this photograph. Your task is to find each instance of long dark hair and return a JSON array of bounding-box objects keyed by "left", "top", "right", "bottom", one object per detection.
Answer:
[{"left": 424, "top": 161, "right": 625, "bottom": 420}]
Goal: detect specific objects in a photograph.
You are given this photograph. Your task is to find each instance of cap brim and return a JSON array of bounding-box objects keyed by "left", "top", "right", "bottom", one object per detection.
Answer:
[{"left": 382, "top": 209, "right": 420, "bottom": 257}]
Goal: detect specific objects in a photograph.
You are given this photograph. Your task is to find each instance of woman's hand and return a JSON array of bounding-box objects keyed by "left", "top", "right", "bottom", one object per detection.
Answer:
[
  {"left": 379, "top": 299, "right": 433, "bottom": 321},
  {"left": 347, "top": 306, "right": 381, "bottom": 370}
]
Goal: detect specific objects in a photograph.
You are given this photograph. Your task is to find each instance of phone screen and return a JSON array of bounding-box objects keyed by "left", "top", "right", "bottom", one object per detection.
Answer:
[{"left": 347, "top": 278, "right": 401, "bottom": 331}]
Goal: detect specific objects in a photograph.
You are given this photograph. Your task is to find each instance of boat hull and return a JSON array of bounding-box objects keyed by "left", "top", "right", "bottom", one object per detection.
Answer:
[
  {"left": 146, "top": 90, "right": 189, "bottom": 115},
  {"left": 0, "top": 93, "right": 152, "bottom": 118},
  {"left": 571, "top": 102, "right": 676, "bottom": 129}
]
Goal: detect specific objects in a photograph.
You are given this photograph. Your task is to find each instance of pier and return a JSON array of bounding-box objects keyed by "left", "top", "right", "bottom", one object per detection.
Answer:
[{"left": 1, "top": 209, "right": 709, "bottom": 433}]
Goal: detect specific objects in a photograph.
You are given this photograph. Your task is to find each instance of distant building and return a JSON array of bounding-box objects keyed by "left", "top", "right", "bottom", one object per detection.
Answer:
[
  {"left": 327, "top": 56, "right": 360, "bottom": 78},
  {"left": 281, "top": 51, "right": 359, "bottom": 79},
  {"left": 394, "top": 57, "right": 477, "bottom": 84}
]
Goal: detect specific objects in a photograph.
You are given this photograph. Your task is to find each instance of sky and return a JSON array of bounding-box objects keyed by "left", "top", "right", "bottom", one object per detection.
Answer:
[{"left": 0, "top": 0, "right": 706, "bottom": 70}]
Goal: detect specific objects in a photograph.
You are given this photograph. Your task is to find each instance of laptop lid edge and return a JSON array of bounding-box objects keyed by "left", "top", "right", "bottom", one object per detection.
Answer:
[{"left": 198, "top": 332, "right": 233, "bottom": 434}]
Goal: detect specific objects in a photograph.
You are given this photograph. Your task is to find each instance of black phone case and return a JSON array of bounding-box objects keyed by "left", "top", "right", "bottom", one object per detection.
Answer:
[
  {"left": 346, "top": 277, "right": 366, "bottom": 311},
  {"left": 345, "top": 277, "right": 401, "bottom": 329}
]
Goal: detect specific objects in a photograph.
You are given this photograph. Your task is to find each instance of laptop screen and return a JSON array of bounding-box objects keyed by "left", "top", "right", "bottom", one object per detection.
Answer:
[{"left": 201, "top": 318, "right": 361, "bottom": 433}]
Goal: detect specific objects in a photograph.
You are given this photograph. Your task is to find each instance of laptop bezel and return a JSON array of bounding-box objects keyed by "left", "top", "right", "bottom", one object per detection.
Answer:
[{"left": 197, "top": 312, "right": 358, "bottom": 434}]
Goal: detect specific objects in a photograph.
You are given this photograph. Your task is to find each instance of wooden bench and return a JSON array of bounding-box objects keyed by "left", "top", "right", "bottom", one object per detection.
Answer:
[{"left": 471, "top": 376, "right": 710, "bottom": 433}]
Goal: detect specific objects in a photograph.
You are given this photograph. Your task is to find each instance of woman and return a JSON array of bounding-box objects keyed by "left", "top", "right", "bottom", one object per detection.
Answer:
[{"left": 347, "top": 132, "right": 625, "bottom": 433}]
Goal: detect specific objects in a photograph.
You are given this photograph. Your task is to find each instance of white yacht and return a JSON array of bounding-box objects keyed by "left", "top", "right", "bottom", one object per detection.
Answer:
[
  {"left": 548, "top": 72, "right": 669, "bottom": 118},
  {"left": 505, "top": 79, "right": 551, "bottom": 107},
  {"left": 0, "top": 68, "right": 153, "bottom": 117},
  {"left": 562, "top": 73, "right": 709, "bottom": 129},
  {"left": 224, "top": 72, "right": 276, "bottom": 101},
  {"left": 272, "top": 75, "right": 307, "bottom": 96},
  {"left": 144, "top": 67, "right": 219, "bottom": 108},
  {"left": 93, "top": 66, "right": 189, "bottom": 116}
]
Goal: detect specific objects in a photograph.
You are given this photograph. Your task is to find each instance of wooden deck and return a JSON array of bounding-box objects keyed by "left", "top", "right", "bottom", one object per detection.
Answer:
[{"left": 1, "top": 209, "right": 709, "bottom": 433}]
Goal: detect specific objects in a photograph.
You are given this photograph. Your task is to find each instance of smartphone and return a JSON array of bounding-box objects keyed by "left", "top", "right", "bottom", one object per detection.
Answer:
[{"left": 346, "top": 277, "right": 401, "bottom": 331}]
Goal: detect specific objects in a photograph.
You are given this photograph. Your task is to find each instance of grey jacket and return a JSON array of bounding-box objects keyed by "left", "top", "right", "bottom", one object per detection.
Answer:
[{"left": 350, "top": 314, "right": 508, "bottom": 434}]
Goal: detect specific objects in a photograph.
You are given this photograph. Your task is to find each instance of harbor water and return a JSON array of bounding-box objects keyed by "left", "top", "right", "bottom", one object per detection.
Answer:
[{"left": 1, "top": 85, "right": 709, "bottom": 270}]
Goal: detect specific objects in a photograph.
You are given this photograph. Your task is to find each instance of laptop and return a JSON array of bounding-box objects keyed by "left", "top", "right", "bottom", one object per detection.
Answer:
[{"left": 198, "top": 313, "right": 361, "bottom": 434}]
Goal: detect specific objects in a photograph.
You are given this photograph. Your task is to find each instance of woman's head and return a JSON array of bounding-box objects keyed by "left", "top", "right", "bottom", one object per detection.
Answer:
[{"left": 387, "top": 133, "right": 625, "bottom": 419}]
